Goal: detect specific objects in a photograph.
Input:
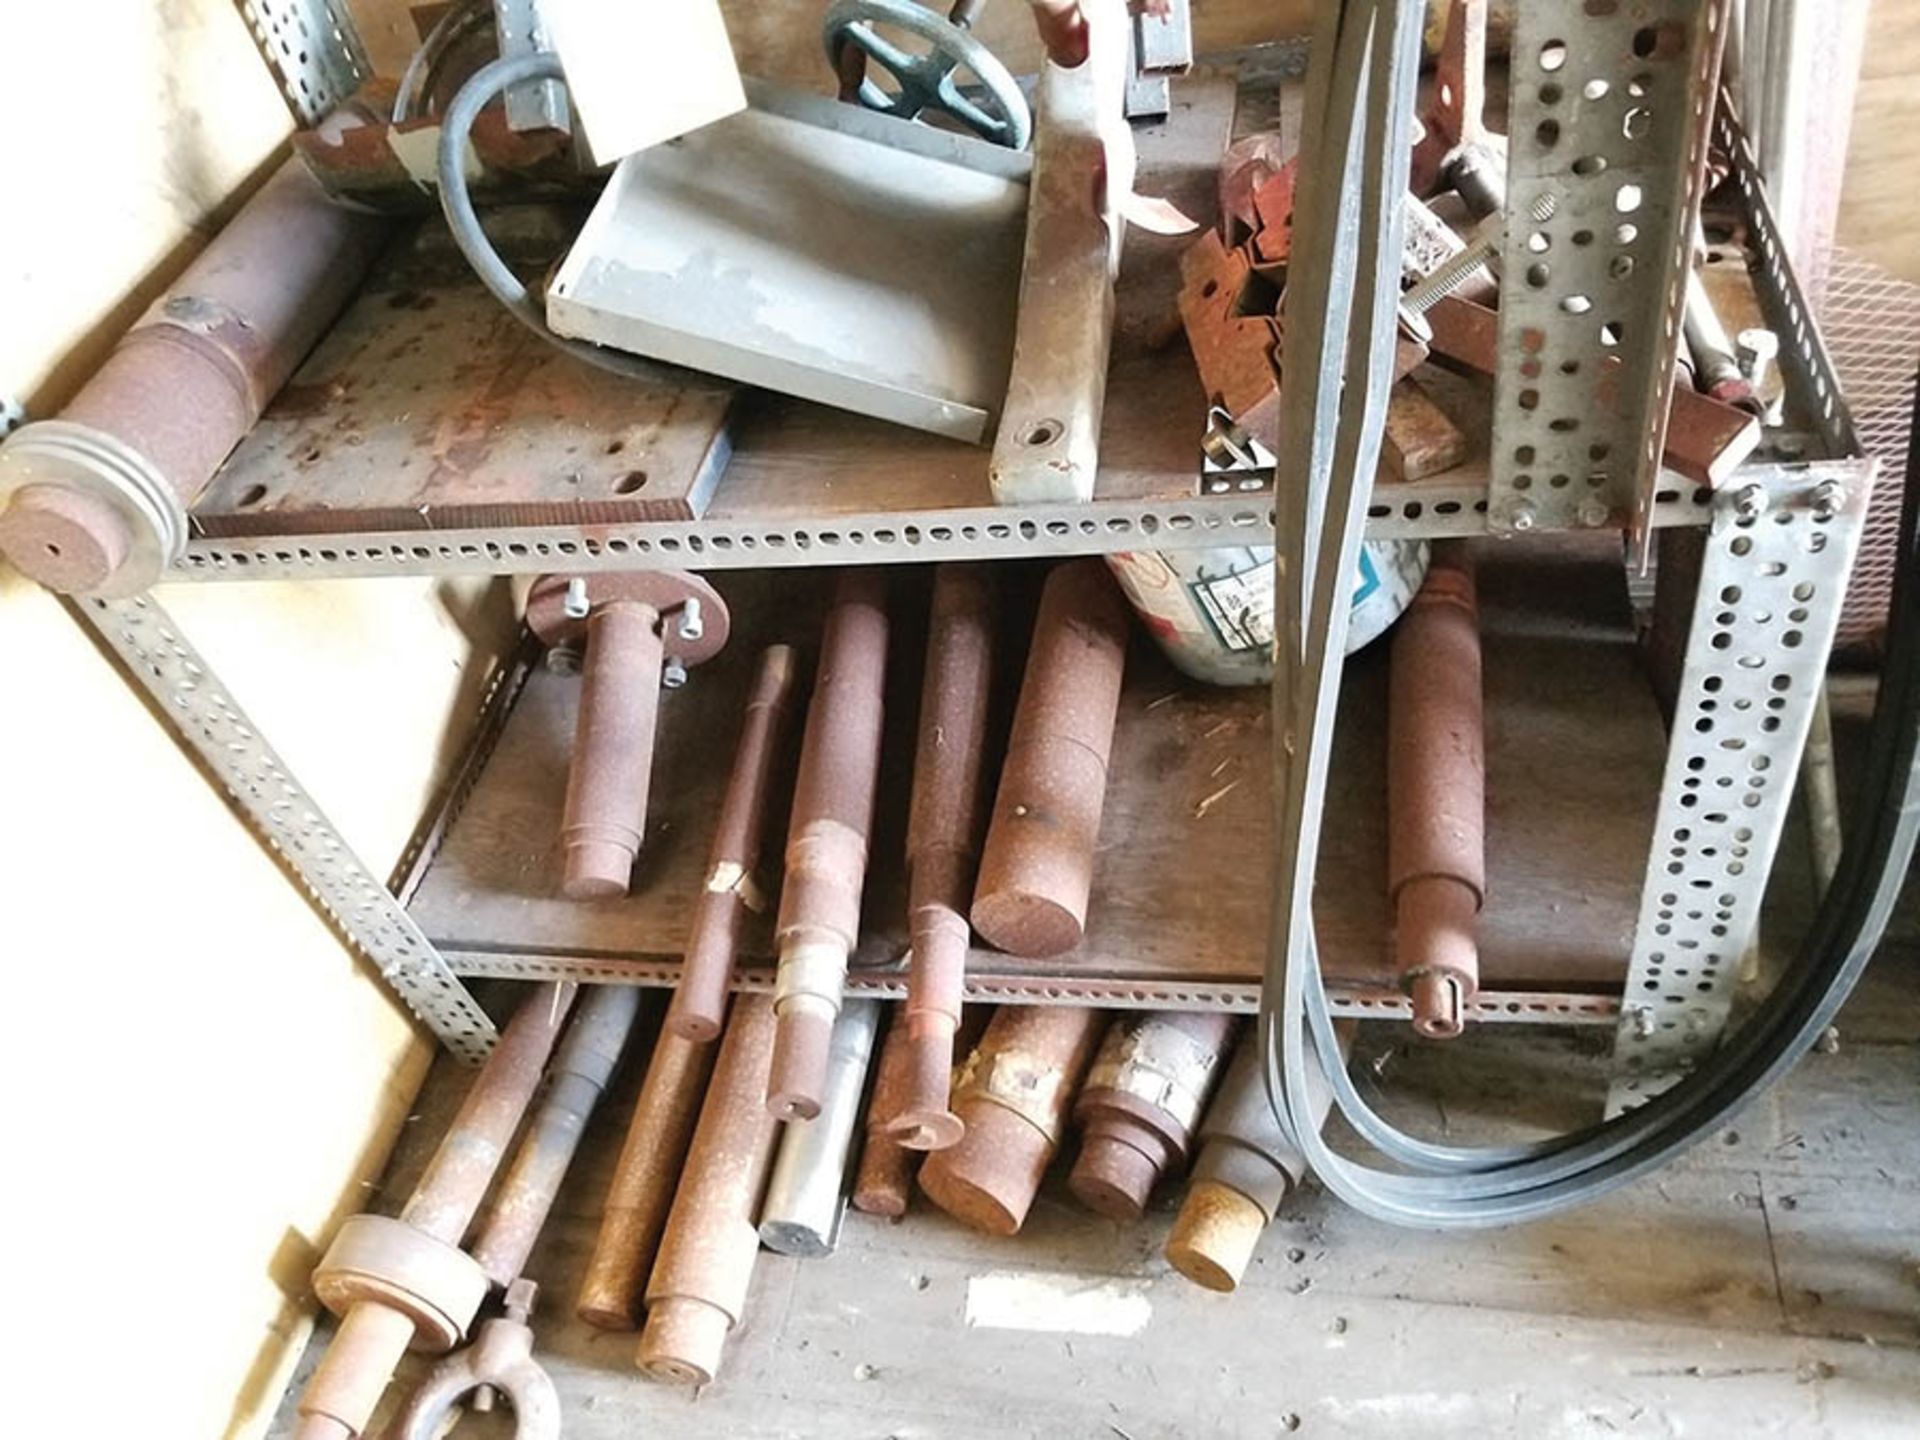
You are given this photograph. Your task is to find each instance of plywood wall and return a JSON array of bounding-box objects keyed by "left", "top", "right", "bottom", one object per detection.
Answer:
[
  {"left": 0, "top": 6, "right": 515, "bottom": 1440},
  {"left": 1836, "top": 0, "right": 1920, "bottom": 282}
]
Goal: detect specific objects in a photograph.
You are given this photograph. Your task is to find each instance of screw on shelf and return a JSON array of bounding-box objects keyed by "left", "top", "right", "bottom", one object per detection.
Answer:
[
  {"left": 663, "top": 656, "right": 689, "bottom": 689},
  {"left": 544, "top": 640, "right": 583, "bottom": 676},
  {"left": 1812, "top": 478, "right": 1845, "bottom": 522},
  {"left": 1733, "top": 483, "right": 1768, "bottom": 522},
  {"left": 1735, "top": 328, "right": 1779, "bottom": 389},
  {"left": 1400, "top": 193, "right": 1555, "bottom": 321},
  {"left": 678, "top": 596, "right": 705, "bottom": 643},
  {"left": 1576, "top": 497, "right": 1611, "bottom": 529},
  {"left": 563, "top": 577, "right": 590, "bottom": 620},
  {"left": 1504, "top": 498, "right": 1538, "bottom": 532}
]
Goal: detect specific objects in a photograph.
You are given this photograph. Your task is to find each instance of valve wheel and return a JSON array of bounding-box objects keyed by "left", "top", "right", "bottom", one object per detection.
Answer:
[{"left": 823, "top": 0, "right": 1032, "bottom": 150}]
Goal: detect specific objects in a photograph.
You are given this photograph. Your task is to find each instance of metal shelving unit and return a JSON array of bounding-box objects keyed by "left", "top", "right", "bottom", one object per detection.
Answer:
[{"left": 60, "top": 5, "right": 1873, "bottom": 1098}]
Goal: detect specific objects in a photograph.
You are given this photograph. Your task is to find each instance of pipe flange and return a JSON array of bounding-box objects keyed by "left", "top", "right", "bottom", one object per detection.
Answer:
[
  {"left": 526, "top": 571, "right": 731, "bottom": 665},
  {"left": 0, "top": 420, "right": 185, "bottom": 596},
  {"left": 311, "top": 1214, "right": 490, "bottom": 1353}
]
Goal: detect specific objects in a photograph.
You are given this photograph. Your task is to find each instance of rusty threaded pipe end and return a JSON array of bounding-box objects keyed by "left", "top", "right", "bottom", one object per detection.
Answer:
[
  {"left": 1410, "top": 970, "right": 1466, "bottom": 1040},
  {"left": 766, "top": 998, "right": 835, "bottom": 1121},
  {"left": 1394, "top": 874, "right": 1480, "bottom": 1039}
]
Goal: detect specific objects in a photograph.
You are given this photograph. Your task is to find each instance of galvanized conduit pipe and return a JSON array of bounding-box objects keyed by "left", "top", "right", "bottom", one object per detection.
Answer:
[
  {"left": 759, "top": 998, "right": 883, "bottom": 1256},
  {"left": 0, "top": 158, "right": 389, "bottom": 596},
  {"left": 892, "top": 565, "right": 997, "bottom": 1149},
  {"left": 668, "top": 645, "right": 801, "bottom": 1041},
  {"left": 295, "top": 983, "right": 576, "bottom": 1440},
  {"left": 769, "top": 572, "right": 890, "bottom": 1121}
]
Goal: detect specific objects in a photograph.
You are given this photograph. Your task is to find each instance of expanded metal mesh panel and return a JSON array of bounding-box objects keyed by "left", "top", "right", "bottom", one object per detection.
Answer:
[{"left": 1823, "top": 252, "right": 1920, "bottom": 652}]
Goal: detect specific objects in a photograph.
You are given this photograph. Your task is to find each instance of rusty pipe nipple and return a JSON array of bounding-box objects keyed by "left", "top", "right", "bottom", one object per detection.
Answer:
[{"left": 1410, "top": 970, "right": 1465, "bottom": 1040}]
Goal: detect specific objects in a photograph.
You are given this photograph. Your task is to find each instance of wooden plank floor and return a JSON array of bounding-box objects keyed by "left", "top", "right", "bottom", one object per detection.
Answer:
[{"left": 270, "top": 870, "right": 1920, "bottom": 1439}]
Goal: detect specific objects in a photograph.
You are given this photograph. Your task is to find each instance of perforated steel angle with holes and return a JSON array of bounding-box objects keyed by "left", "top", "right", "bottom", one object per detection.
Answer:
[
  {"left": 76, "top": 594, "right": 497, "bottom": 1061},
  {"left": 1490, "top": 0, "right": 1731, "bottom": 545},
  {"left": 236, "top": 0, "right": 369, "bottom": 126},
  {"left": 1607, "top": 462, "right": 1873, "bottom": 1114}
]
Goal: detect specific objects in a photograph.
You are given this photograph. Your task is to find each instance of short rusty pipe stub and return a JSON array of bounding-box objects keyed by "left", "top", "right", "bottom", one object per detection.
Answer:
[
  {"left": 1068, "top": 1010, "right": 1237, "bottom": 1220},
  {"left": 918, "top": 1004, "right": 1104, "bottom": 1236},
  {"left": 527, "top": 572, "right": 730, "bottom": 900},
  {"left": 894, "top": 563, "right": 998, "bottom": 1150},
  {"left": 769, "top": 571, "right": 890, "bottom": 1121},
  {"left": 972, "top": 559, "right": 1131, "bottom": 958},
  {"left": 1387, "top": 543, "right": 1485, "bottom": 1040}
]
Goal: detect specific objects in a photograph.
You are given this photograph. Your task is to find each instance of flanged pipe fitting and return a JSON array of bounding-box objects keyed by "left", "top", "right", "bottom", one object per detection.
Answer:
[{"left": 527, "top": 571, "right": 731, "bottom": 900}]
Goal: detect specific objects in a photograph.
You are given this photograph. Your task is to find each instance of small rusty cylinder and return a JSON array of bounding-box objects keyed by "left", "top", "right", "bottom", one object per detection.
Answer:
[
  {"left": 1068, "top": 1010, "right": 1238, "bottom": 1221},
  {"left": 971, "top": 560, "right": 1130, "bottom": 959},
  {"left": 852, "top": 1005, "right": 924, "bottom": 1218},
  {"left": 668, "top": 645, "right": 801, "bottom": 1042},
  {"left": 1388, "top": 543, "right": 1485, "bottom": 1040},
  {"left": 893, "top": 564, "right": 998, "bottom": 1150},
  {"left": 919, "top": 1005, "right": 1104, "bottom": 1236},
  {"left": 297, "top": 984, "right": 575, "bottom": 1438},
  {"left": 577, "top": 1026, "right": 718, "bottom": 1331},
  {"left": 769, "top": 571, "right": 890, "bottom": 1121},
  {"left": 0, "top": 158, "right": 390, "bottom": 596},
  {"left": 473, "top": 985, "right": 641, "bottom": 1288},
  {"left": 640, "top": 994, "right": 781, "bottom": 1386},
  {"left": 759, "top": 999, "right": 883, "bottom": 1257},
  {"left": 563, "top": 602, "right": 666, "bottom": 899},
  {"left": 1165, "top": 1026, "right": 1344, "bottom": 1294}
]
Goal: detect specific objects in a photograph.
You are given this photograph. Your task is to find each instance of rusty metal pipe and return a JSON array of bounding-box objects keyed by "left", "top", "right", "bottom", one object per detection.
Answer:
[
  {"left": 576, "top": 1025, "right": 718, "bottom": 1330},
  {"left": 639, "top": 994, "right": 781, "bottom": 1385},
  {"left": 668, "top": 645, "right": 800, "bottom": 1041},
  {"left": 892, "top": 565, "right": 997, "bottom": 1150},
  {"left": 473, "top": 985, "right": 641, "bottom": 1287},
  {"left": 972, "top": 560, "right": 1130, "bottom": 958},
  {"left": 0, "top": 158, "right": 390, "bottom": 595},
  {"left": 1027, "top": 0, "right": 1090, "bottom": 67},
  {"left": 1388, "top": 544, "right": 1484, "bottom": 1040},
  {"left": 852, "top": 1004, "right": 924, "bottom": 1218},
  {"left": 1164, "top": 1025, "right": 1346, "bottom": 1294},
  {"left": 563, "top": 602, "right": 665, "bottom": 899},
  {"left": 1067, "top": 1010, "right": 1237, "bottom": 1221},
  {"left": 769, "top": 571, "right": 889, "bottom": 1121},
  {"left": 918, "top": 1005, "right": 1104, "bottom": 1235},
  {"left": 295, "top": 983, "right": 576, "bottom": 1440}
]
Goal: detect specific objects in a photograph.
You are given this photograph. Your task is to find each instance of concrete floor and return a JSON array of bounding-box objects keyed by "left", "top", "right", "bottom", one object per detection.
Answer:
[{"left": 271, "top": 925, "right": 1920, "bottom": 1439}]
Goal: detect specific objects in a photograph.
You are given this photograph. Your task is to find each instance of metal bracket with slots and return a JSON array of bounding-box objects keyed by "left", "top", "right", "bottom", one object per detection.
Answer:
[
  {"left": 235, "top": 0, "right": 369, "bottom": 125},
  {"left": 74, "top": 592, "right": 498, "bottom": 1061},
  {"left": 1489, "top": 0, "right": 1731, "bottom": 550},
  {"left": 1607, "top": 460, "right": 1874, "bottom": 1113}
]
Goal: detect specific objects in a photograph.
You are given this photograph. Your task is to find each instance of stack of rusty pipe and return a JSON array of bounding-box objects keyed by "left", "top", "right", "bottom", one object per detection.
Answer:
[
  {"left": 1068, "top": 1011, "right": 1238, "bottom": 1221},
  {"left": 0, "top": 158, "right": 389, "bottom": 596},
  {"left": 768, "top": 571, "right": 890, "bottom": 1121},
  {"left": 1388, "top": 542, "right": 1485, "bottom": 1039},
  {"left": 891, "top": 565, "right": 997, "bottom": 1150},
  {"left": 294, "top": 984, "right": 577, "bottom": 1440},
  {"left": 527, "top": 572, "right": 731, "bottom": 900},
  {"left": 919, "top": 1004, "right": 1104, "bottom": 1235},
  {"left": 971, "top": 559, "right": 1130, "bottom": 959}
]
